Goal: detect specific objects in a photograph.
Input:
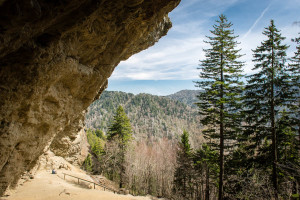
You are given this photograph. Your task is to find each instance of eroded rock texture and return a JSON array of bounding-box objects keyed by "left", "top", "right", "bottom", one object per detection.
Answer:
[{"left": 0, "top": 0, "right": 180, "bottom": 195}]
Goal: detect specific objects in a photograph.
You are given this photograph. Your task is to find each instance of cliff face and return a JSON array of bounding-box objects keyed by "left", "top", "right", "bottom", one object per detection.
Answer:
[{"left": 0, "top": 0, "right": 180, "bottom": 195}]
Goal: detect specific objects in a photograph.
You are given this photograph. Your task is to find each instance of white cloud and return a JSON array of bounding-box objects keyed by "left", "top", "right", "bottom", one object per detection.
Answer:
[
  {"left": 111, "top": 35, "right": 208, "bottom": 80},
  {"left": 171, "top": 0, "right": 241, "bottom": 21},
  {"left": 111, "top": 0, "right": 238, "bottom": 81},
  {"left": 110, "top": 0, "right": 300, "bottom": 81}
]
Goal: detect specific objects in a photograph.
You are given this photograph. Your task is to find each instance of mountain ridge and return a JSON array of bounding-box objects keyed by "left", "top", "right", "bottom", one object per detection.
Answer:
[
  {"left": 166, "top": 89, "right": 200, "bottom": 108},
  {"left": 85, "top": 90, "right": 203, "bottom": 146}
]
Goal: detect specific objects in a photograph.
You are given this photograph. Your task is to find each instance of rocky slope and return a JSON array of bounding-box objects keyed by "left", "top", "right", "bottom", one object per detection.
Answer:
[{"left": 0, "top": 0, "right": 181, "bottom": 195}]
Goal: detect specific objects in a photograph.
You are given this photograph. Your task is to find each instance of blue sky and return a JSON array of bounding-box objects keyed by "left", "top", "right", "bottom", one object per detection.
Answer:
[{"left": 107, "top": 0, "right": 300, "bottom": 95}]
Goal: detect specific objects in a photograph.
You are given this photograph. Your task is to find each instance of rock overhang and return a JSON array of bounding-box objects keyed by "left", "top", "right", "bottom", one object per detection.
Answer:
[{"left": 0, "top": 0, "right": 181, "bottom": 195}]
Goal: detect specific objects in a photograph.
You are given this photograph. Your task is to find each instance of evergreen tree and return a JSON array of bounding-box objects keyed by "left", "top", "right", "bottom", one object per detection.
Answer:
[
  {"left": 284, "top": 33, "right": 300, "bottom": 196},
  {"left": 95, "top": 129, "right": 106, "bottom": 139},
  {"left": 86, "top": 129, "right": 105, "bottom": 158},
  {"left": 84, "top": 153, "right": 93, "bottom": 172},
  {"left": 277, "top": 110, "right": 299, "bottom": 165},
  {"left": 196, "top": 14, "right": 244, "bottom": 200},
  {"left": 107, "top": 105, "right": 132, "bottom": 143},
  {"left": 92, "top": 139, "right": 103, "bottom": 158},
  {"left": 173, "top": 130, "right": 194, "bottom": 199},
  {"left": 289, "top": 33, "right": 300, "bottom": 144},
  {"left": 243, "top": 20, "right": 289, "bottom": 198},
  {"left": 193, "top": 144, "right": 218, "bottom": 200},
  {"left": 277, "top": 110, "right": 300, "bottom": 196},
  {"left": 107, "top": 105, "right": 133, "bottom": 188}
]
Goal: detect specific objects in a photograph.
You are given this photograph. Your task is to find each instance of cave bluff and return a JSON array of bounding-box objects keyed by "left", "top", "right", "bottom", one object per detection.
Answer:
[{"left": 0, "top": 0, "right": 180, "bottom": 195}]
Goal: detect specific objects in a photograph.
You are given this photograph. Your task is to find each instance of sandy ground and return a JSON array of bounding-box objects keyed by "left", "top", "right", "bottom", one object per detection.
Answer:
[{"left": 2, "top": 170, "right": 150, "bottom": 200}]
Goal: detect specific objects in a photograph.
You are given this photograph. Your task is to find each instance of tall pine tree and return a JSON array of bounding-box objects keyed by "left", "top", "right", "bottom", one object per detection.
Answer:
[
  {"left": 286, "top": 33, "right": 300, "bottom": 195},
  {"left": 193, "top": 144, "right": 218, "bottom": 200},
  {"left": 173, "top": 130, "right": 194, "bottom": 199},
  {"left": 107, "top": 105, "right": 132, "bottom": 188},
  {"left": 196, "top": 14, "right": 244, "bottom": 200},
  {"left": 289, "top": 34, "right": 300, "bottom": 144},
  {"left": 243, "top": 20, "right": 289, "bottom": 198}
]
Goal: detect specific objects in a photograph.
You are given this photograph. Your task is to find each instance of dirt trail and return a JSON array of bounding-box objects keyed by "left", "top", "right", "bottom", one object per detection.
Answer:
[{"left": 2, "top": 170, "right": 150, "bottom": 200}]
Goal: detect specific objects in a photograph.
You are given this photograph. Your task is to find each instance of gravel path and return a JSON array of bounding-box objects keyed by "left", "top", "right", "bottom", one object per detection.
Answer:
[{"left": 3, "top": 170, "right": 150, "bottom": 200}]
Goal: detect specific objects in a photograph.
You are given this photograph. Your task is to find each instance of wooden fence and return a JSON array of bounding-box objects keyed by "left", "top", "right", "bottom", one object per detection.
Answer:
[{"left": 62, "top": 173, "right": 117, "bottom": 193}]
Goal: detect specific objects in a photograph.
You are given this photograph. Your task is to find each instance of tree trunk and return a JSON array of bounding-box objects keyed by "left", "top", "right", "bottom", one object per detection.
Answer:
[
  {"left": 271, "top": 29, "right": 278, "bottom": 200},
  {"left": 219, "top": 103, "right": 224, "bottom": 200},
  {"left": 205, "top": 163, "right": 210, "bottom": 200},
  {"left": 120, "top": 142, "right": 125, "bottom": 189},
  {"left": 183, "top": 174, "right": 186, "bottom": 197},
  {"left": 120, "top": 162, "right": 125, "bottom": 188},
  {"left": 219, "top": 50, "right": 224, "bottom": 200},
  {"left": 298, "top": 101, "right": 300, "bottom": 154}
]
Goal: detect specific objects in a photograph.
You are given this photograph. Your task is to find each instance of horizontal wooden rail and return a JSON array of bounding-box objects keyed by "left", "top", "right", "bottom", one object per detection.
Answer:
[{"left": 62, "top": 173, "right": 117, "bottom": 193}]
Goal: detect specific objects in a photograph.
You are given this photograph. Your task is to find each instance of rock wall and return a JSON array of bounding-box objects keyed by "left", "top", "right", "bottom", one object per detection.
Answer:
[
  {"left": 50, "top": 126, "right": 89, "bottom": 166},
  {"left": 0, "top": 0, "right": 180, "bottom": 195}
]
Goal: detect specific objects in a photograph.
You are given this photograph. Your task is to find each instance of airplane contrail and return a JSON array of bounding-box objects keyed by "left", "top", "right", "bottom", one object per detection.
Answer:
[{"left": 242, "top": 4, "right": 271, "bottom": 40}]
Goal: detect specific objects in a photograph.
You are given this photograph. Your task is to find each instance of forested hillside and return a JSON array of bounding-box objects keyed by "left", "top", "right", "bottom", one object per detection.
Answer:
[
  {"left": 85, "top": 90, "right": 203, "bottom": 145},
  {"left": 166, "top": 89, "right": 200, "bottom": 108}
]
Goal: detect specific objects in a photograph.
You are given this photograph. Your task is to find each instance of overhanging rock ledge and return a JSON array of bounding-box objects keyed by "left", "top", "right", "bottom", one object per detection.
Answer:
[{"left": 0, "top": 0, "right": 181, "bottom": 195}]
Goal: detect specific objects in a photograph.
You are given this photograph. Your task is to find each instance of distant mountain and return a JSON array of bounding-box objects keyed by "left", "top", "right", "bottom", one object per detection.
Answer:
[
  {"left": 166, "top": 90, "right": 201, "bottom": 108},
  {"left": 85, "top": 91, "right": 203, "bottom": 145}
]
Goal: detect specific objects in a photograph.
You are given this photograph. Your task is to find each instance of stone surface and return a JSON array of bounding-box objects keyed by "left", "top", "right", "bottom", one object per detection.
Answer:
[
  {"left": 0, "top": 0, "right": 180, "bottom": 195},
  {"left": 50, "top": 121, "right": 89, "bottom": 166}
]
